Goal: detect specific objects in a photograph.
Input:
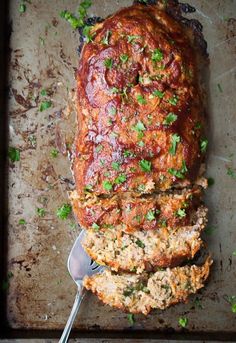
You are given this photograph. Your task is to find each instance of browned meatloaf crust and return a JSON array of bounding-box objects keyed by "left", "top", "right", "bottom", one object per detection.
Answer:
[
  {"left": 83, "top": 257, "right": 212, "bottom": 315},
  {"left": 73, "top": 3, "right": 207, "bottom": 196}
]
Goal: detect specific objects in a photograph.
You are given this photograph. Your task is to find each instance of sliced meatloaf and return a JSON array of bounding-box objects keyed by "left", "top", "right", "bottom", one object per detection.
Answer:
[
  {"left": 82, "top": 206, "right": 207, "bottom": 272},
  {"left": 70, "top": 186, "right": 204, "bottom": 232},
  {"left": 83, "top": 257, "right": 212, "bottom": 315}
]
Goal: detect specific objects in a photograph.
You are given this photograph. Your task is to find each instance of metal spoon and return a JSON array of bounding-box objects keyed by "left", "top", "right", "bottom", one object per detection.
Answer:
[{"left": 59, "top": 229, "right": 103, "bottom": 343}]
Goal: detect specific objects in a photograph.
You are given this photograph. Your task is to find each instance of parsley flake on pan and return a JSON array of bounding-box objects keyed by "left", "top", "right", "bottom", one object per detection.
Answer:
[
  {"left": 178, "top": 317, "right": 188, "bottom": 328},
  {"left": 8, "top": 147, "right": 20, "bottom": 162},
  {"left": 56, "top": 204, "right": 72, "bottom": 220}
]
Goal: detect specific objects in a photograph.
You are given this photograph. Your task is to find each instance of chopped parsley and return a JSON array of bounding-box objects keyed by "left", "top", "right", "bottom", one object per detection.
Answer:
[
  {"left": 136, "top": 239, "right": 145, "bottom": 248},
  {"left": 92, "top": 223, "right": 100, "bottom": 231},
  {"left": 109, "top": 107, "right": 116, "bottom": 115},
  {"left": 227, "top": 167, "right": 236, "bottom": 179},
  {"left": 103, "top": 180, "right": 113, "bottom": 191},
  {"left": 138, "top": 141, "right": 145, "bottom": 147},
  {"left": 19, "top": 3, "right": 26, "bottom": 13},
  {"left": 169, "top": 134, "right": 180, "bottom": 155},
  {"left": 39, "top": 100, "right": 52, "bottom": 112},
  {"left": 8, "top": 147, "right": 20, "bottom": 162},
  {"left": 217, "top": 83, "right": 223, "bottom": 93},
  {"left": 163, "top": 112, "right": 177, "bottom": 125},
  {"left": 146, "top": 210, "right": 156, "bottom": 221},
  {"left": 127, "top": 313, "right": 135, "bottom": 325},
  {"left": 83, "top": 25, "right": 94, "bottom": 42},
  {"left": 18, "top": 219, "right": 26, "bottom": 225},
  {"left": 56, "top": 204, "right": 72, "bottom": 220},
  {"left": 50, "top": 148, "right": 59, "bottom": 158},
  {"left": 233, "top": 250, "right": 236, "bottom": 256},
  {"left": 84, "top": 184, "right": 93, "bottom": 192},
  {"left": 168, "top": 95, "right": 178, "bottom": 105},
  {"left": 127, "top": 35, "right": 140, "bottom": 44},
  {"left": 2, "top": 272, "right": 14, "bottom": 291},
  {"left": 168, "top": 160, "right": 188, "bottom": 179},
  {"left": 40, "top": 88, "right": 47, "bottom": 96},
  {"left": 151, "top": 48, "right": 163, "bottom": 62},
  {"left": 104, "top": 58, "right": 113, "bottom": 69},
  {"left": 37, "top": 208, "right": 46, "bottom": 217},
  {"left": 120, "top": 54, "right": 129, "bottom": 63},
  {"left": 112, "top": 162, "right": 120, "bottom": 170},
  {"left": 114, "top": 174, "right": 126, "bottom": 184},
  {"left": 176, "top": 208, "right": 186, "bottom": 218},
  {"left": 95, "top": 145, "right": 103, "bottom": 153},
  {"left": 207, "top": 177, "right": 215, "bottom": 186},
  {"left": 137, "top": 94, "right": 147, "bottom": 105},
  {"left": 200, "top": 138, "right": 208, "bottom": 153},
  {"left": 204, "top": 226, "right": 216, "bottom": 235},
  {"left": 123, "top": 150, "right": 136, "bottom": 158},
  {"left": 139, "top": 159, "right": 152, "bottom": 172},
  {"left": 111, "top": 87, "right": 119, "bottom": 94},
  {"left": 178, "top": 317, "right": 188, "bottom": 328},
  {"left": 153, "top": 89, "right": 165, "bottom": 98},
  {"left": 60, "top": 11, "right": 83, "bottom": 29},
  {"left": 195, "top": 122, "right": 202, "bottom": 129},
  {"left": 132, "top": 120, "right": 146, "bottom": 132},
  {"left": 102, "top": 30, "right": 111, "bottom": 45},
  {"left": 228, "top": 296, "right": 236, "bottom": 313}
]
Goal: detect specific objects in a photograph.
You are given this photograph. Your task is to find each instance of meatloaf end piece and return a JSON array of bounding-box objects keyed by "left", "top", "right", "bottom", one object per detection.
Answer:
[{"left": 83, "top": 257, "right": 212, "bottom": 315}]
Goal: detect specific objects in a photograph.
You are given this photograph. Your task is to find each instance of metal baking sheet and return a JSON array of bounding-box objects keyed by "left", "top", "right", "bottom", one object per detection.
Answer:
[{"left": 1, "top": 0, "right": 236, "bottom": 340}]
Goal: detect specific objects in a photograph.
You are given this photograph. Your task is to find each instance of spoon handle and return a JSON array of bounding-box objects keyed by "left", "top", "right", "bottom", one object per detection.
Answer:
[{"left": 59, "top": 284, "right": 85, "bottom": 343}]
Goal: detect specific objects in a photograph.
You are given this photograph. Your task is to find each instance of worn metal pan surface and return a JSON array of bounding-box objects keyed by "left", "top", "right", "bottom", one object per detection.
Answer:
[{"left": 0, "top": 0, "right": 236, "bottom": 340}]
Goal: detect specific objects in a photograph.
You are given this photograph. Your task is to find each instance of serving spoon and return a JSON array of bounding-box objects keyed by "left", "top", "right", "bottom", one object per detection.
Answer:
[{"left": 59, "top": 229, "right": 103, "bottom": 343}]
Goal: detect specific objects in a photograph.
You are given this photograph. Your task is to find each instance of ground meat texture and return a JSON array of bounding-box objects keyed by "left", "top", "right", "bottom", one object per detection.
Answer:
[
  {"left": 83, "top": 258, "right": 212, "bottom": 315},
  {"left": 70, "top": 186, "right": 203, "bottom": 232},
  {"left": 82, "top": 206, "right": 207, "bottom": 273},
  {"left": 73, "top": 3, "right": 207, "bottom": 197}
]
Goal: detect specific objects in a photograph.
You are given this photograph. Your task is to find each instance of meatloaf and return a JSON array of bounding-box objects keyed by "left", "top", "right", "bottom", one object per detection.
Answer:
[
  {"left": 83, "top": 257, "right": 212, "bottom": 315},
  {"left": 72, "top": 0, "right": 211, "bottom": 314}
]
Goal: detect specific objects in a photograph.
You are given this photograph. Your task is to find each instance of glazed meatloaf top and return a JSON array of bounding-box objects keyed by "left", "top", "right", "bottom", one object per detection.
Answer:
[{"left": 73, "top": 3, "right": 207, "bottom": 196}]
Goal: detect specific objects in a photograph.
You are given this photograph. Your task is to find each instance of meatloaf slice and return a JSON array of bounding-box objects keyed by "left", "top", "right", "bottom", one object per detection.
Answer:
[
  {"left": 73, "top": 3, "right": 208, "bottom": 197},
  {"left": 83, "top": 257, "right": 212, "bottom": 315},
  {"left": 70, "top": 186, "right": 203, "bottom": 232},
  {"left": 82, "top": 206, "right": 207, "bottom": 272}
]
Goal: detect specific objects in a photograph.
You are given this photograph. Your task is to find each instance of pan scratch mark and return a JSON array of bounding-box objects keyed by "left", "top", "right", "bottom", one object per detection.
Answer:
[{"left": 211, "top": 154, "right": 231, "bottom": 163}]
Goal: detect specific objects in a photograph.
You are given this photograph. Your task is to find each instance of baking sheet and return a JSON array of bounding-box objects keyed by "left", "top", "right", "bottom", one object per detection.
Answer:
[{"left": 2, "top": 0, "right": 236, "bottom": 338}]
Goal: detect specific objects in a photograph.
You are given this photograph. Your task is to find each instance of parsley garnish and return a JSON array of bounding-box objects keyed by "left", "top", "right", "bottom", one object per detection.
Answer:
[
  {"left": 111, "top": 87, "right": 119, "bottom": 94},
  {"left": 112, "top": 162, "right": 120, "bottom": 171},
  {"left": 102, "top": 30, "right": 111, "bottom": 45},
  {"left": 18, "top": 219, "right": 26, "bottom": 225},
  {"left": 151, "top": 48, "right": 163, "bottom": 62},
  {"left": 200, "top": 139, "right": 208, "bottom": 153},
  {"left": 127, "top": 35, "right": 140, "bottom": 44},
  {"left": 37, "top": 208, "right": 46, "bottom": 217},
  {"left": 169, "top": 134, "right": 181, "bottom": 155},
  {"left": 8, "top": 147, "right": 20, "bottom": 162},
  {"left": 176, "top": 208, "right": 186, "bottom": 217},
  {"left": 84, "top": 184, "right": 93, "bottom": 192},
  {"left": 120, "top": 54, "right": 129, "bottom": 63},
  {"left": 195, "top": 122, "right": 202, "bottom": 129},
  {"left": 153, "top": 89, "right": 164, "bottom": 98},
  {"left": 137, "top": 94, "right": 147, "bottom": 105},
  {"left": 95, "top": 145, "right": 103, "bottom": 153},
  {"left": 60, "top": 11, "right": 83, "bottom": 29},
  {"left": 109, "top": 107, "right": 116, "bottom": 115},
  {"left": 56, "top": 204, "right": 72, "bottom": 220},
  {"left": 104, "top": 58, "right": 113, "bottom": 69},
  {"left": 139, "top": 159, "right": 152, "bottom": 172},
  {"left": 168, "top": 95, "right": 178, "bottom": 105},
  {"left": 114, "top": 174, "right": 126, "bottom": 184},
  {"left": 146, "top": 210, "right": 156, "bottom": 221},
  {"left": 207, "top": 177, "right": 215, "bottom": 186},
  {"left": 168, "top": 160, "right": 188, "bottom": 179},
  {"left": 163, "top": 112, "right": 177, "bottom": 125},
  {"left": 217, "top": 83, "right": 223, "bottom": 93},
  {"left": 178, "top": 317, "right": 188, "bottom": 328},
  {"left": 50, "top": 148, "right": 59, "bottom": 158},
  {"left": 40, "top": 89, "right": 47, "bottom": 97},
  {"left": 127, "top": 313, "right": 135, "bottom": 325},
  {"left": 123, "top": 150, "right": 136, "bottom": 158},
  {"left": 132, "top": 120, "right": 146, "bottom": 132},
  {"left": 39, "top": 100, "right": 52, "bottom": 112},
  {"left": 136, "top": 239, "right": 145, "bottom": 248},
  {"left": 103, "top": 180, "right": 113, "bottom": 191},
  {"left": 138, "top": 141, "right": 145, "bottom": 147},
  {"left": 92, "top": 223, "right": 100, "bottom": 231},
  {"left": 19, "top": 3, "right": 26, "bottom": 13},
  {"left": 227, "top": 167, "right": 236, "bottom": 179},
  {"left": 83, "top": 25, "right": 94, "bottom": 42}
]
